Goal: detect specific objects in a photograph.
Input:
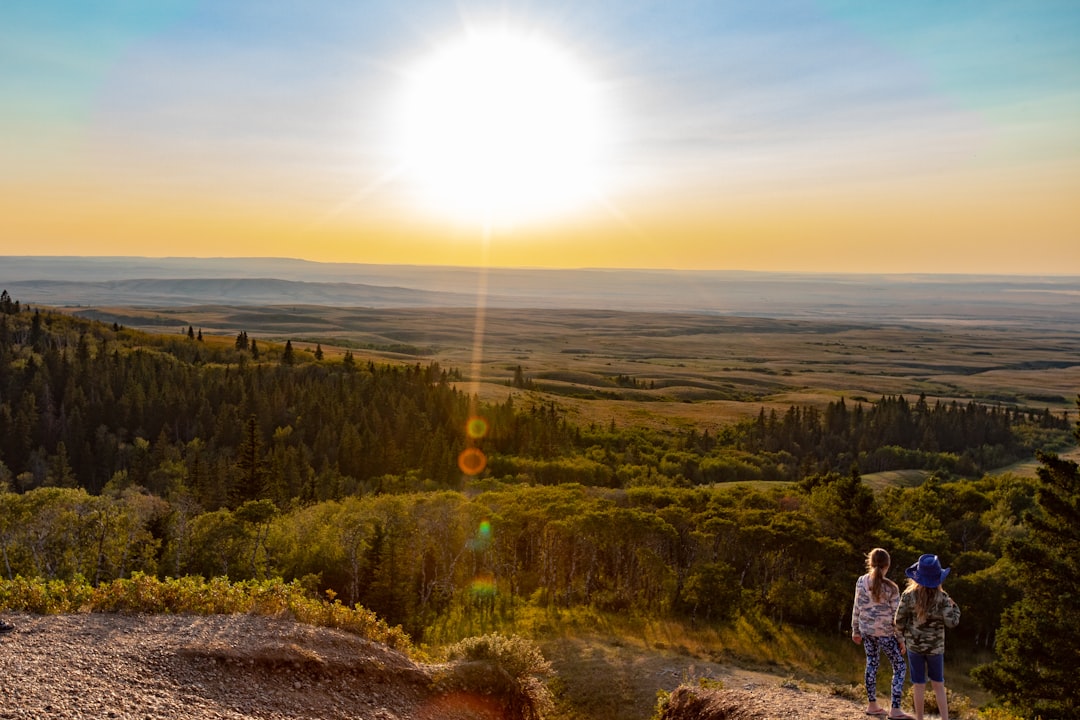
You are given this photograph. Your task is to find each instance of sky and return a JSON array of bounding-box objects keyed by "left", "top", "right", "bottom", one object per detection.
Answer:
[{"left": 2, "top": 0, "right": 1079, "bottom": 273}]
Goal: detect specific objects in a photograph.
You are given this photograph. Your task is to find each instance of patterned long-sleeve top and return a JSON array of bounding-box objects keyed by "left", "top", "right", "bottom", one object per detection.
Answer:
[
  {"left": 851, "top": 573, "right": 901, "bottom": 639},
  {"left": 894, "top": 587, "right": 961, "bottom": 655}
]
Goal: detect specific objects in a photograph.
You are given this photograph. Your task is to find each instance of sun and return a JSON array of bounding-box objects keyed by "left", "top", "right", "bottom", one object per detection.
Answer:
[{"left": 395, "top": 27, "right": 610, "bottom": 229}]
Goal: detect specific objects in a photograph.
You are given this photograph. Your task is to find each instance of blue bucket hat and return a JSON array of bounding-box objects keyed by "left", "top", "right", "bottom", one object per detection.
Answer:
[{"left": 906, "top": 554, "right": 950, "bottom": 588}]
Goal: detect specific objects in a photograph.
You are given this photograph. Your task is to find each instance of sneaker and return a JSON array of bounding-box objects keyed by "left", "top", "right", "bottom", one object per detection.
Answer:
[{"left": 0, "top": 620, "right": 14, "bottom": 634}]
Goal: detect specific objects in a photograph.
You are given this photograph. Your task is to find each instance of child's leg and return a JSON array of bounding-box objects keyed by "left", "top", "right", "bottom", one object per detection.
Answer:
[
  {"left": 930, "top": 681, "right": 948, "bottom": 720},
  {"left": 926, "top": 654, "right": 947, "bottom": 720},
  {"left": 880, "top": 637, "right": 906, "bottom": 710},
  {"left": 864, "top": 635, "right": 883, "bottom": 708},
  {"left": 907, "top": 651, "right": 928, "bottom": 720}
]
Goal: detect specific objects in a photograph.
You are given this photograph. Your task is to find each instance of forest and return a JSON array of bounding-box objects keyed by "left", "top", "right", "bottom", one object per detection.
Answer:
[
  {"left": 1, "top": 294, "right": 1077, "bottom": 718},
  {"left": 0, "top": 295, "right": 1069, "bottom": 504}
]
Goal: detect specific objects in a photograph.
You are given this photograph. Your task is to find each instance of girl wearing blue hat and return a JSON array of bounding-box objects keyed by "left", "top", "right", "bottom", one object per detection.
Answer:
[{"left": 894, "top": 554, "right": 961, "bottom": 720}]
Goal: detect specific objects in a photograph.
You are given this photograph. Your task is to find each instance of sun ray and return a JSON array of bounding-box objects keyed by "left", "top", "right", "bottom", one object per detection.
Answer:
[{"left": 305, "top": 165, "right": 407, "bottom": 231}]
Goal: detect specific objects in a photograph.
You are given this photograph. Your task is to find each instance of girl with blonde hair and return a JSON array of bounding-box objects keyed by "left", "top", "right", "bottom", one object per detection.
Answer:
[
  {"left": 852, "top": 548, "right": 911, "bottom": 718},
  {"left": 894, "top": 554, "right": 961, "bottom": 720}
]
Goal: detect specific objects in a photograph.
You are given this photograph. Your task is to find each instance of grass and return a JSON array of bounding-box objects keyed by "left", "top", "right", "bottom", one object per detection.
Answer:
[
  {"left": 0, "top": 574, "right": 413, "bottom": 652},
  {"left": 94, "top": 305, "right": 1080, "bottom": 438},
  {"left": 861, "top": 469, "right": 932, "bottom": 492},
  {"left": 424, "top": 601, "right": 1010, "bottom": 720}
]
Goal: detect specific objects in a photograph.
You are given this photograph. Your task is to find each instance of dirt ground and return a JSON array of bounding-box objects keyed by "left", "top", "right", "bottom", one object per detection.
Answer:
[{"left": 0, "top": 612, "right": 889, "bottom": 720}]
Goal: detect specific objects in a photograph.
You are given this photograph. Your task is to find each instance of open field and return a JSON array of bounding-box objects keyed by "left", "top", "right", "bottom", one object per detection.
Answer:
[{"left": 69, "top": 304, "right": 1080, "bottom": 439}]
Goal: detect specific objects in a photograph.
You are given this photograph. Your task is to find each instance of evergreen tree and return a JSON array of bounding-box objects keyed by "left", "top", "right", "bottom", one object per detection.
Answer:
[
  {"left": 314, "top": 343, "right": 323, "bottom": 361},
  {"left": 234, "top": 415, "right": 266, "bottom": 503},
  {"left": 282, "top": 340, "right": 294, "bottom": 365},
  {"left": 974, "top": 398, "right": 1080, "bottom": 719}
]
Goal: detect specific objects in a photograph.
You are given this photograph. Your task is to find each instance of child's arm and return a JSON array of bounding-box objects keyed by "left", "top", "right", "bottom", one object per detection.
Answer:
[
  {"left": 942, "top": 591, "right": 961, "bottom": 628},
  {"left": 851, "top": 579, "right": 864, "bottom": 641},
  {"left": 893, "top": 593, "right": 912, "bottom": 645}
]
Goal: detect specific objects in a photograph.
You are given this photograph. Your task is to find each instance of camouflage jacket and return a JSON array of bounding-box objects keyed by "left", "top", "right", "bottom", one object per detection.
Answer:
[
  {"left": 894, "top": 588, "right": 961, "bottom": 655},
  {"left": 851, "top": 573, "right": 901, "bottom": 639}
]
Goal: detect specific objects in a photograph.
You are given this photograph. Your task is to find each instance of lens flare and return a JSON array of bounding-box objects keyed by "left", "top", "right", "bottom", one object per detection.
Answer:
[
  {"left": 458, "top": 447, "right": 487, "bottom": 475},
  {"left": 471, "top": 572, "right": 496, "bottom": 598},
  {"left": 418, "top": 691, "right": 502, "bottom": 719},
  {"left": 468, "top": 519, "right": 493, "bottom": 551},
  {"left": 466, "top": 416, "right": 489, "bottom": 439}
]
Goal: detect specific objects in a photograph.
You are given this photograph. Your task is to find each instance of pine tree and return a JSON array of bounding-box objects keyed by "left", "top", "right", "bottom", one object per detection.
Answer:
[
  {"left": 234, "top": 415, "right": 266, "bottom": 503},
  {"left": 974, "top": 398, "right": 1080, "bottom": 718},
  {"left": 282, "top": 340, "right": 294, "bottom": 365}
]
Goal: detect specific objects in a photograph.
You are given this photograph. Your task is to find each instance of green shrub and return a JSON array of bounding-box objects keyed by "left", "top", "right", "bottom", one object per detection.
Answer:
[{"left": 651, "top": 688, "right": 672, "bottom": 720}]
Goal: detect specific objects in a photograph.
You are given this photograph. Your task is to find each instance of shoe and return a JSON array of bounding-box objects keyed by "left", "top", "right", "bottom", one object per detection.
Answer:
[
  {"left": 887, "top": 713, "right": 915, "bottom": 720},
  {"left": 865, "top": 711, "right": 888, "bottom": 717},
  {"left": 0, "top": 620, "right": 14, "bottom": 634}
]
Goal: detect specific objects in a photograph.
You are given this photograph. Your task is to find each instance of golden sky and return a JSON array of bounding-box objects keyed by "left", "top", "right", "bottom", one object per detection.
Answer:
[{"left": 2, "top": 1, "right": 1079, "bottom": 274}]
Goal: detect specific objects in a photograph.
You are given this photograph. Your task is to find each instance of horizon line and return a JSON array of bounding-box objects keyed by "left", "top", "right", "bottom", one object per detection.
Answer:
[{"left": 3, "top": 255, "right": 1080, "bottom": 280}]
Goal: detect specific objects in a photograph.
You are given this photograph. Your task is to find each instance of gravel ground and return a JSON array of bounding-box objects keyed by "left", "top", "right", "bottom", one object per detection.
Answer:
[
  {"left": 0, "top": 612, "right": 878, "bottom": 720},
  {"left": 660, "top": 682, "right": 891, "bottom": 720},
  {"left": 0, "top": 612, "right": 491, "bottom": 720}
]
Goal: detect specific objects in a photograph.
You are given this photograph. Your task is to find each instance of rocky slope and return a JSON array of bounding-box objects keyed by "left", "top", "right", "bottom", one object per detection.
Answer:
[{"left": 0, "top": 612, "right": 871, "bottom": 720}]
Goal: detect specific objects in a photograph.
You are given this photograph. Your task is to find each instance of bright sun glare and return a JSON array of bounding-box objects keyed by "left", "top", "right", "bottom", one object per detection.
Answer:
[{"left": 396, "top": 28, "right": 609, "bottom": 228}]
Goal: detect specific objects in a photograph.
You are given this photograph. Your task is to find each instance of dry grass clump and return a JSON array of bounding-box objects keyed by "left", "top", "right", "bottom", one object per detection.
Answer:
[
  {"left": 654, "top": 685, "right": 760, "bottom": 720},
  {"left": 440, "top": 633, "right": 554, "bottom": 720}
]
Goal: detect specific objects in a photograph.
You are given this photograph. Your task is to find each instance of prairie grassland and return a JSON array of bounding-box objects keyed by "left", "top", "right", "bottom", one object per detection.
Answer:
[
  {"left": 115, "top": 305, "right": 1080, "bottom": 438},
  {"left": 860, "top": 469, "right": 932, "bottom": 492}
]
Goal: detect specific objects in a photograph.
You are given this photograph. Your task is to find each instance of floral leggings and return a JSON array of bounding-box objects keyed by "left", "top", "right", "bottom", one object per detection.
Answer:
[{"left": 864, "top": 635, "right": 906, "bottom": 709}]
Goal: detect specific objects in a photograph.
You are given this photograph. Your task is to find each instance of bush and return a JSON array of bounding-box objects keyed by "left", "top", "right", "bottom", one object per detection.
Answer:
[
  {"left": 443, "top": 633, "right": 554, "bottom": 720},
  {"left": 904, "top": 685, "right": 979, "bottom": 720}
]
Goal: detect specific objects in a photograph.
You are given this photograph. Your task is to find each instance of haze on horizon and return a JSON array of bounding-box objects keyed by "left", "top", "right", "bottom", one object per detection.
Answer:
[{"left": 2, "top": 1, "right": 1079, "bottom": 275}]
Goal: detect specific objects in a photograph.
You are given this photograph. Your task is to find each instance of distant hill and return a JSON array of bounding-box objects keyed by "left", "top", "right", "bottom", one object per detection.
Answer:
[
  {"left": 0, "top": 277, "right": 480, "bottom": 308},
  {"left": 3, "top": 255, "right": 1079, "bottom": 326}
]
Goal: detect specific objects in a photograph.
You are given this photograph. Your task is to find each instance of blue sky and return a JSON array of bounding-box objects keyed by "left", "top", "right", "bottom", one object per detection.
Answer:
[{"left": 2, "top": 0, "right": 1078, "bottom": 272}]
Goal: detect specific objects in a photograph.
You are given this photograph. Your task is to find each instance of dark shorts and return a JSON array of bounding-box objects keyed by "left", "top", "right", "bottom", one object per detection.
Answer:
[{"left": 907, "top": 651, "right": 944, "bottom": 683}]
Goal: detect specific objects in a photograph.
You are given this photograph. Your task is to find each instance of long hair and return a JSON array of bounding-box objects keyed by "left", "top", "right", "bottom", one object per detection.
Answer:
[
  {"left": 866, "top": 548, "right": 897, "bottom": 603},
  {"left": 906, "top": 579, "right": 941, "bottom": 623}
]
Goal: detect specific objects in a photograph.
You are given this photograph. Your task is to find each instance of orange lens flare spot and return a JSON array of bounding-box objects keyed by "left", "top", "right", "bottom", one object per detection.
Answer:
[{"left": 458, "top": 447, "right": 487, "bottom": 475}]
